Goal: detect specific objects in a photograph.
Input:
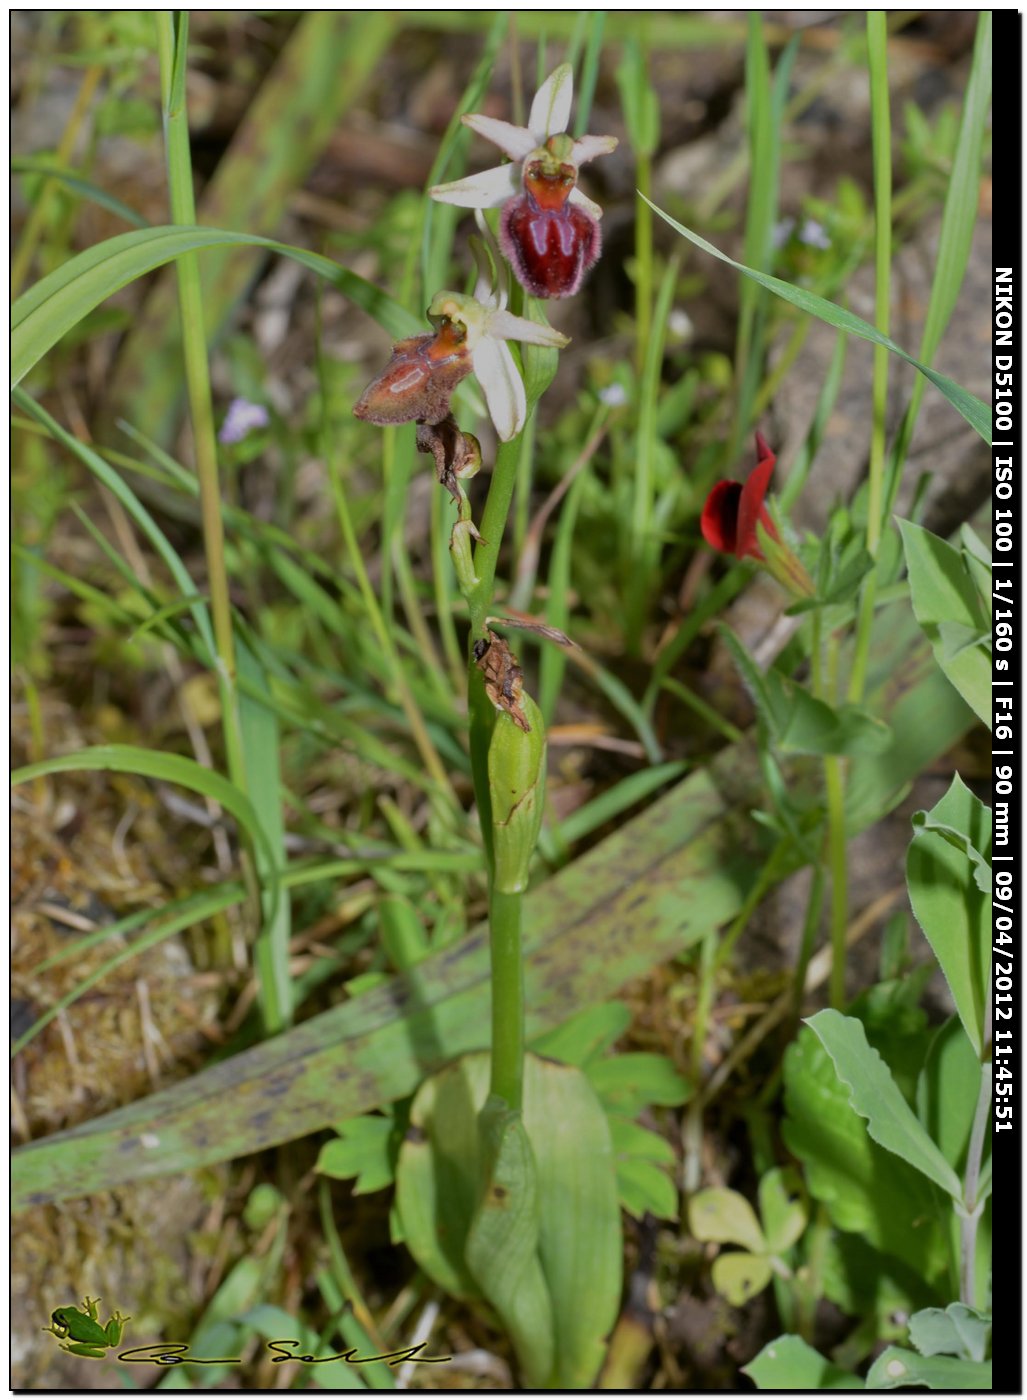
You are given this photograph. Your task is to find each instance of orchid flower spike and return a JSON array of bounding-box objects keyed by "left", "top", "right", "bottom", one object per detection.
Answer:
[{"left": 431, "top": 63, "right": 618, "bottom": 299}]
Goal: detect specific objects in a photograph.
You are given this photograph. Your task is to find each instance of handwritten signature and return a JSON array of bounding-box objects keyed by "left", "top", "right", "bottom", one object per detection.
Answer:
[{"left": 116, "top": 1341, "right": 452, "bottom": 1367}]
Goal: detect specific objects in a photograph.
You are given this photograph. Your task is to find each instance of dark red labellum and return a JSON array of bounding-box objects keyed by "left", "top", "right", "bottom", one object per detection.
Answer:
[{"left": 500, "top": 194, "right": 601, "bottom": 299}]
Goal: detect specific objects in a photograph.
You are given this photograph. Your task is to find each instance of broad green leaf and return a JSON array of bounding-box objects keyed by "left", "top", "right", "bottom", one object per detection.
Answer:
[
  {"left": 898, "top": 519, "right": 991, "bottom": 725},
  {"left": 805, "top": 1011, "right": 962, "bottom": 1200},
  {"left": 782, "top": 1027, "right": 949, "bottom": 1287},
  {"left": 587, "top": 1052, "right": 692, "bottom": 1115},
  {"left": 744, "top": 1335, "right": 862, "bottom": 1390},
  {"left": 866, "top": 1346, "right": 991, "bottom": 1389},
  {"left": 712, "top": 1250, "right": 773, "bottom": 1307},
  {"left": 907, "top": 775, "right": 991, "bottom": 1054},
  {"left": 12, "top": 224, "right": 418, "bottom": 385},
  {"left": 911, "top": 815, "right": 991, "bottom": 895},
  {"left": 530, "top": 1057, "right": 622, "bottom": 1388},
  {"left": 465, "top": 1097, "right": 554, "bottom": 1389},
  {"left": 395, "top": 1058, "right": 484, "bottom": 1300},
  {"left": 690, "top": 1188, "right": 767, "bottom": 1253},
  {"left": 239, "top": 1304, "right": 374, "bottom": 1389},
  {"left": 644, "top": 199, "right": 990, "bottom": 442},
  {"left": 908, "top": 1303, "right": 991, "bottom": 1363},
  {"left": 316, "top": 1115, "right": 395, "bottom": 1195},
  {"left": 396, "top": 1054, "right": 620, "bottom": 1389}
]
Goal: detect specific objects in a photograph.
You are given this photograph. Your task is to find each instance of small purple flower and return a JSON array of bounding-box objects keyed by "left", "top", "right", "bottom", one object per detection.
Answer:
[{"left": 219, "top": 398, "right": 270, "bottom": 445}]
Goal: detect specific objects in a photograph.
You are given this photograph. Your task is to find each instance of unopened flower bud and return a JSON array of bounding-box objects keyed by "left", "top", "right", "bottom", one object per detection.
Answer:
[{"left": 487, "top": 686, "right": 546, "bottom": 894}]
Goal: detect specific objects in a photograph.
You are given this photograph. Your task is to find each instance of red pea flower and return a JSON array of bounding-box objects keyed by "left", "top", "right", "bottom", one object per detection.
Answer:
[{"left": 700, "top": 431, "right": 781, "bottom": 561}]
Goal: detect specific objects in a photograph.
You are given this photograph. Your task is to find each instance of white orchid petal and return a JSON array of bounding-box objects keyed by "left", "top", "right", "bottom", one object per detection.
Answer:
[
  {"left": 528, "top": 63, "right": 573, "bottom": 139},
  {"left": 571, "top": 133, "right": 618, "bottom": 166},
  {"left": 473, "top": 337, "right": 526, "bottom": 441},
  {"left": 485, "top": 308, "right": 570, "bottom": 349},
  {"left": 568, "top": 186, "right": 603, "bottom": 221},
  {"left": 431, "top": 163, "right": 518, "bottom": 210},
  {"left": 462, "top": 113, "right": 536, "bottom": 162}
]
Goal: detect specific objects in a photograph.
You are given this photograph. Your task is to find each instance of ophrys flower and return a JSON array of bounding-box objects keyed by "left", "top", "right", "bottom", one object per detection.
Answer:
[
  {"left": 431, "top": 64, "right": 617, "bottom": 298},
  {"left": 354, "top": 288, "right": 568, "bottom": 442}
]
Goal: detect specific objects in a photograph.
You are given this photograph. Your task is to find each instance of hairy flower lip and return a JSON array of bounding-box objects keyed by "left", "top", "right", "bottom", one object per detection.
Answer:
[{"left": 700, "top": 431, "right": 781, "bottom": 561}]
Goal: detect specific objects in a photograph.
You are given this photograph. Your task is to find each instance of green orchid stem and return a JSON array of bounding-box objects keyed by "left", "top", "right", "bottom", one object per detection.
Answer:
[
  {"left": 634, "top": 156, "right": 654, "bottom": 378},
  {"left": 156, "top": 14, "right": 245, "bottom": 790},
  {"left": 821, "top": 628, "right": 849, "bottom": 1010},
  {"left": 468, "top": 429, "right": 528, "bottom": 637},
  {"left": 487, "top": 888, "right": 525, "bottom": 1110},
  {"left": 848, "top": 12, "right": 893, "bottom": 706}
]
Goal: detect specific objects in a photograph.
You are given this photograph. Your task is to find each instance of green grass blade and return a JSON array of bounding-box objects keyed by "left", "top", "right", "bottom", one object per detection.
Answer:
[
  {"left": 644, "top": 199, "right": 990, "bottom": 442},
  {"left": 11, "top": 157, "right": 149, "bottom": 227},
  {"left": 12, "top": 224, "right": 419, "bottom": 386},
  {"left": 237, "top": 636, "right": 293, "bottom": 1033},
  {"left": 11, "top": 744, "right": 277, "bottom": 906}
]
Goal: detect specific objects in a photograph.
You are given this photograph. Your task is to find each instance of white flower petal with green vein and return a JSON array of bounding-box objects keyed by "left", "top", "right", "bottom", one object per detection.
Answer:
[
  {"left": 462, "top": 113, "right": 537, "bottom": 162},
  {"left": 431, "top": 163, "right": 518, "bottom": 210},
  {"left": 485, "top": 308, "right": 569, "bottom": 348},
  {"left": 472, "top": 335, "right": 526, "bottom": 442},
  {"left": 527, "top": 62, "right": 573, "bottom": 139}
]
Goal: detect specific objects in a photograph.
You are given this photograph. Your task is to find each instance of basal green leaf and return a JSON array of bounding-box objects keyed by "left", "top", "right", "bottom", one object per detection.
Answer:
[
  {"left": 465, "top": 1096, "right": 554, "bottom": 1389},
  {"left": 805, "top": 1011, "right": 962, "bottom": 1199}
]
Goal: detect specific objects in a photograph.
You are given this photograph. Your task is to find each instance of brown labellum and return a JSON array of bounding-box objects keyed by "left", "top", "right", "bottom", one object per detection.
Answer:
[
  {"left": 473, "top": 630, "right": 531, "bottom": 732},
  {"left": 353, "top": 320, "right": 472, "bottom": 428}
]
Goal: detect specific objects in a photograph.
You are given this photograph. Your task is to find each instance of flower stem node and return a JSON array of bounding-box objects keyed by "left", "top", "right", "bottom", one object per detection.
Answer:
[
  {"left": 475, "top": 631, "right": 546, "bottom": 894},
  {"left": 431, "top": 64, "right": 618, "bottom": 299}
]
